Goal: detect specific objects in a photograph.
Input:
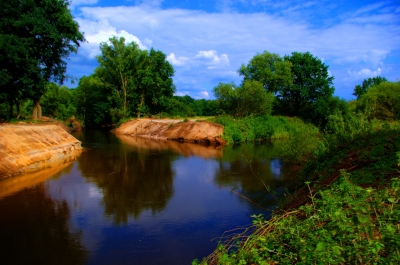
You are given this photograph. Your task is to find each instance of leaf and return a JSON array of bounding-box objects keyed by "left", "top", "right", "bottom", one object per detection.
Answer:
[{"left": 315, "top": 242, "right": 326, "bottom": 251}]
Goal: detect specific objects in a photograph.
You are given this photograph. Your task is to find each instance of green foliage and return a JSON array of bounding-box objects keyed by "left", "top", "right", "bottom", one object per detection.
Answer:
[
  {"left": 353, "top": 76, "right": 388, "bottom": 100},
  {"left": 278, "top": 52, "right": 335, "bottom": 127},
  {"left": 213, "top": 80, "right": 274, "bottom": 117},
  {"left": 95, "top": 37, "right": 175, "bottom": 120},
  {"left": 356, "top": 81, "right": 400, "bottom": 121},
  {"left": 239, "top": 51, "right": 335, "bottom": 128},
  {"left": 195, "top": 176, "right": 400, "bottom": 264},
  {"left": 211, "top": 115, "right": 319, "bottom": 143},
  {"left": 153, "top": 96, "right": 218, "bottom": 118},
  {"left": 95, "top": 36, "right": 142, "bottom": 117},
  {"left": 40, "top": 83, "right": 76, "bottom": 120},
  {"left": 74, "top": 75, "right": 115, "bottom": 127},
  {"left": 0, "top": 0, "right": 84, "bottom": 118},
  {"left": 133, "top": 48, "right": 175, "bottom": 118},
  {"left": 301, "top": 122, "right": 400, "bottom": 185},
  {"left": 238, "top": 51, "right": 292, "bottom": 94}
]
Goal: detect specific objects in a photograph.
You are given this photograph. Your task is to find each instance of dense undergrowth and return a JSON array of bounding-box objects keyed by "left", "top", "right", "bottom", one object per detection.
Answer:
[
  {"left": 210, "top": 115, "right": 319, "bottom": 143},
  {"left": 194, "top": 118, "right": 400, "bottom": 264},
  {"left": 194, "top": 175, "right": 400, "bottom": 265}
]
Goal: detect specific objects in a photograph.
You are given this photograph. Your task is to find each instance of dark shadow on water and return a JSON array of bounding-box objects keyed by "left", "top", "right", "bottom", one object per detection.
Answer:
[
  {"left": 0, "top": 184, "right": 88, "bottom": 265},
  {"left": 214, "top": 142, "right": 299, "bottom": 211},
  {"left": 75, "top": 131, "right": 179, "bottom": 224}
]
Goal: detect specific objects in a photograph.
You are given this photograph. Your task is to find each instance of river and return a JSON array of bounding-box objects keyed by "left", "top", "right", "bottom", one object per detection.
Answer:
[{"left": 0, "top": 130, "right": 298, "bottom": 265}]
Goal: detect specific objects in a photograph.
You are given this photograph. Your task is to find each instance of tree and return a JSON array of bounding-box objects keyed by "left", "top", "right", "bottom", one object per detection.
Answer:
[
  {"left": 279, "top": 51, "right": 335, "bottom": 126},
  {"left": 0, "top": 0, "right": 85, "bottom": 120},
  {"left": 356, "top": 81, "right": 400, "bottom": 120},
  {"left": 40, "top": 83, "right": 76, "bottom": 120},
  {"left": 95, "top": 37, "right": 142, "bottom": 117},
  {"left": 238, "top": 51, "right": 292, "bottom": 94},
  {"left": 353, "top": 76, "right": 388, "bottom": 100},
  {"left": 133, "top": 48, "right": 175, "bottom": 118},
  {"left": 213, "top": 80, "right": 274, "bottom": 117},
  {"left": 95, "top": 37, "right": 175, "bottom": 119},
  {"left": 75, "top": 75, "right": 115, "bottom": 127}
]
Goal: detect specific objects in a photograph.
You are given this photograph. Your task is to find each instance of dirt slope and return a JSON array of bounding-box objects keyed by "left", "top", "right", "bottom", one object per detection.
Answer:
[
  {"left": 115, "top": 119, "right": 226, "bottom": 145},
  {"left": 0, "top": 124, "right": 82, "bottom": 179}
]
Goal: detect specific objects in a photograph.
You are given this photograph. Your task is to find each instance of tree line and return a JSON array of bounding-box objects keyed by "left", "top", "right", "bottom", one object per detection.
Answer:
[{"left": 1, "top": 0, "right": 399, "bottom": 128}]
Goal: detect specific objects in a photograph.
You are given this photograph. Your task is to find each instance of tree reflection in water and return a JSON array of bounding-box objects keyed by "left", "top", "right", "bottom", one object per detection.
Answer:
[
  {"left": 0, "top": 184, "right": 88, "bottom": 265},
  {"left": 214, "top": 143, "right": 298, "bottom": 211},
  {"left": 77, "top": 131, "right": 178, "bottom": 224}
]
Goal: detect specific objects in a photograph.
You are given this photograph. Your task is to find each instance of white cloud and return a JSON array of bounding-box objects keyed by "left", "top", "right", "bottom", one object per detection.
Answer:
[
  {"left": 144, "top": 38, "right": 153, "bottom": 47},
  {"left": 77, "top": 19, "right": 148, "bottom": 58},
  {"left": 200, "top": 91, "right": 209, "bottom": 98},
  {"left": 195, "top": 50, "right": 230, "bottom": 69},
  {"left": 69, "top": 3, "right": 400, "bottom": 99},
  {"left": 174, "top": 91, "right": 190, "bottom": 96},
  {"left": 346, "top": 67, "right": 382, "bottom": 81},
  {"left": 167, "top": 53, "right": 189, "bottom": 66}
]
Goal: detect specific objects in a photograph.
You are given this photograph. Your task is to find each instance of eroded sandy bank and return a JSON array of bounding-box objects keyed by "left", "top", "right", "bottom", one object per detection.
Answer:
[
  {"left": 0, "top": 124, "right": 82, "bottom": 179},
  {"left": 115, "top": 119, "right": 226, "bottom": 145}
]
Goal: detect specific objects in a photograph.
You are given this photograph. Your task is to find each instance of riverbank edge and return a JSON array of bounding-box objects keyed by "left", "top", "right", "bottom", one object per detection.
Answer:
[
  {"left": 114, "top": 118, "right": 226, "bottom": 145},
  {"left": 0, "top": 123, "right": 82, "bottom": 179},
  {"left": 195, "top": 126, "right": 400, "bottom": 264}
]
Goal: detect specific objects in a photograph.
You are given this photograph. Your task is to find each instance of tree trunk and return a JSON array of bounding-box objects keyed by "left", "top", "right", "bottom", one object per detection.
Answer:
[
  {"left": 32, "top": 104, "right": 37, "bottom": 120},
  {"left": 123, "top": 87, "right": 127, "bottom": 116},
  {"left": 16, "top": 102, "right": 21, "bottom": 119},
  {"left": 32, "top": 98, "right": 42, "bottom": 120},
  {"left": 137, "top": 93, "right": 144, "bottom": 119}
]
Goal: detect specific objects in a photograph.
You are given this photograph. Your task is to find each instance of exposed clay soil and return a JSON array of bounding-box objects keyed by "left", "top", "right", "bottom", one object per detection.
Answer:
[
  {"left": 0, "top": 123, "right": 82, "bottom": 179},
  {"left": 115, "top": 119, "right": 226, "bottom": 145}
]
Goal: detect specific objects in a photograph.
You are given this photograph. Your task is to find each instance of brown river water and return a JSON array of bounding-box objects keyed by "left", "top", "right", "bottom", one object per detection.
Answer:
[{"left": 0, "top": 130, "right": 298, "bottom": 265}]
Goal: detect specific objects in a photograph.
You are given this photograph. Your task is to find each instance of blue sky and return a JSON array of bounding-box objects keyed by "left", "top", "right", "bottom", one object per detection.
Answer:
[{"left": 67, "top": 0, "right": 400, "bottom": 99}]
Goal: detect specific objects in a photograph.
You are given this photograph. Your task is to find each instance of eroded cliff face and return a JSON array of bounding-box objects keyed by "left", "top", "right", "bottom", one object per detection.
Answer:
[
  {"left": 115, "top": 119, "right": 226, "bottom": 145},
  {"left": 0, "top": 124, "right": 82, "bottom": 179}
]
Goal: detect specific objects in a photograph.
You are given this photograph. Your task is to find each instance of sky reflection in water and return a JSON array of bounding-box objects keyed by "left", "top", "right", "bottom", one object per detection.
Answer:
[{"left": 0, "top": 130, "right": 298, "bottom": 265}]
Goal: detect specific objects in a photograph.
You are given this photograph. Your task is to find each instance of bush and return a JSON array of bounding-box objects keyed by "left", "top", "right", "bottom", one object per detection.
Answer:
[
  {"left": 211, "top": 115, "right": 319, "bottom": 144},
  {"left": 356, "top": 81, "right": 400, "bottom": 121},
  {"left": 195, "top": 176, "right": 400, "bottom": 265}
]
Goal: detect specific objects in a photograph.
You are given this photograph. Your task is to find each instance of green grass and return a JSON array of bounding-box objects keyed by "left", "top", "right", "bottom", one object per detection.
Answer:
[{"left": 210, "top": 115, "right": 319, "bottom": 144}]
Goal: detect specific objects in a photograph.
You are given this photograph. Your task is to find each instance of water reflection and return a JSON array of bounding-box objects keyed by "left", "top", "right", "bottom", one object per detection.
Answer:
[
  {"left": 0, "top": 130, "right": 299, "bottom": 265},
  {"left": 0, "top": 184, "right": 87, "bottom": 265},
  {"left": 0, "top": 161, "right": 74, "bottom": 198},
  {"left": 76, "top": 131, "right": 178, "bottom": 224},
  {"left": 214, "top": 143, "right": 298, "bottom": 210},
  {"left": 116, "top": 135, "right": 223, "bottom": 159}
]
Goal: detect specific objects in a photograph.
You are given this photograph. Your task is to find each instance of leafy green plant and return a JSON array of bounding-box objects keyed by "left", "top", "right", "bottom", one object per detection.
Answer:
[{"left": 195, "top": 176, "right": 400, "bottom": 264}]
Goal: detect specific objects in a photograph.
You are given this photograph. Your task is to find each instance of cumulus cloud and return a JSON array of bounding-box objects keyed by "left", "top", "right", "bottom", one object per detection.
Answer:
[
  {"left": 346, "top": 67, "right": 382, "bottom": 81},
  {"left": 77, "top": 19, "right": 148, "bottom": 58},
  {"left": 200, "top": 91, "right": 209, "bottom": 98},
  {"left": 167, "top": 53, "right": 189, "bottom": 66},
  {"left": 195, "top": 50, "right": 230, "bottom": 69},
  {"left": 68, "top": 2, "right": 400, "bottom": 99}
]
